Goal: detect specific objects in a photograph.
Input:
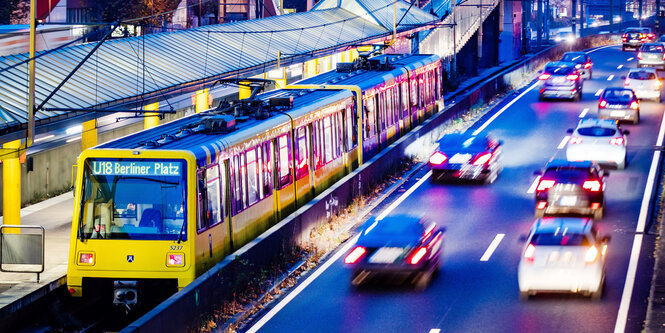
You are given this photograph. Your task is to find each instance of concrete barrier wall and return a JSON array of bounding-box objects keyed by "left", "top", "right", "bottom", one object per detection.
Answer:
[{"left": 121, "top": 34, "right": 622, "bottom": 332}]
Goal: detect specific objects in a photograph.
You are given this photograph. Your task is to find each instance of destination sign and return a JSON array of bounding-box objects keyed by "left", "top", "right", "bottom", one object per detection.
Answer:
[{"left": 91, "top": 161, "right": 182, "bottom": 176}]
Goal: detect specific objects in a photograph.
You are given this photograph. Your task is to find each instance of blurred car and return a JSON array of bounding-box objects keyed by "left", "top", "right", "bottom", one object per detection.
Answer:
[
  {"left": 553, "top": 31, "right": 575, "bottom": 43},
  {"left": 623, "top": 68, "right": 662, "bottom": 101},
  {"left": 566, "top": 118, "right": 629, "bottom": 169},
  {"left": 344, "top": 215, "right": 444, "bottom": 290},
  {"left": 659, "top": 34, "right": 665, "bottom": 43},
  {"left": 622, "top": 29, "right": 645, "bottom": 50},
  {"left": 637, "top": 27, "right": 657, "bottom": 42},
  {"left": 428, "top": 132, "right": 503, "bottom": 184},
  {"left": 597, "top": 88, "right": 640, "bottom": 124},
  {"left": 560, "top": 51, "right": 593, "bottom": 79},
  {"left": 534, "top": 159, "right": 607, "bottom": 219},
  {"left": 538, "top": 62, "right": 583, "bottom": 101},
  {"left": 518, "top": 217, "right": 609, "bottom": 300},
  {"left": 637, "top": 43, "right": 665, "bottom": 69}
]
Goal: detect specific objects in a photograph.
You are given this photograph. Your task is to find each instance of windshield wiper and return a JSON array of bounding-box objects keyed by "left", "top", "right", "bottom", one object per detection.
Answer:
[
  {"left": 176, "top": 221, "right": 186, "bottom": 244},
  {"left": 79, "top": 221, "right": 86, "bottom": 241}
]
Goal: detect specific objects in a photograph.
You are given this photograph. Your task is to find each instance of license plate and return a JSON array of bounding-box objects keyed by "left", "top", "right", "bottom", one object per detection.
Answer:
[
  {"left": 630, "top": 39, "right": 638, "bottom": 42},
  {"left": 553, "top": 77, "right": 565, "bottom": 84},
  {"left": 559, "top": 196, "right": 577, "bottom": 206},
  {"left": 610, "top": 110, "right": 626, "bottom": 117},
  {"left": 449, "top": 153, "right": 472, "bottom": 164},
  {"left": 369, "top": 247, "right": 404, "bottom": 264},
  {"left": 650, "top": 54, "right": 658, "bottom": 59}
]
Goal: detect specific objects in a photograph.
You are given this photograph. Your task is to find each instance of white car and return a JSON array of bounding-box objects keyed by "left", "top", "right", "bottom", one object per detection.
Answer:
[
  {"left": 623, "top": 68, "right": 663, "bottom": 101},
  {"left": 566, "top": 118, "right": 629, "bottom": 169},
  {"left": 518, "top": 217, "right": 609, "bottom": 300}
]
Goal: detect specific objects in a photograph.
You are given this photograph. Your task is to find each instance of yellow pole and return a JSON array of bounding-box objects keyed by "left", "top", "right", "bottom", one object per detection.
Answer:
[
  {"left": 144, "top": 102, "right": 159, "bottom": 129},
  {"left": 27, "top": 0, "right": 36, "bottom": 146},
  {"left": 195, "top": 88, "right": 210, "bottom": 113},
  {"left": 3, "top": 140, "right": 22, "bottom": 228},
  {"left": 238, "top": 82, "right": 251, "bottom": 100},
  {"left": 81, "top": 119, "right": 98, "bottom": 151}
]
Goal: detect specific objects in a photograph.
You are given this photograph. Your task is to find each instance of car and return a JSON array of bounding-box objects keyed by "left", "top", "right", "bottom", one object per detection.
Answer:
[
  {"left": 637, "top": 43, "right": 665, "bottom": 69},
  {"left": 597, "top": 87, "right": 640, "bottom": 124},
  {"left": 659, "top": 34, "right": 665, "bottom": 43},
  {"left": 344, "top": 215, "right": 445, "bottom": 290},
  {"left": 622, "top": 29, "right": 646, "bottom": 50},
  {"left": 518, "top": 217, "right": 609, "bottom": 300},
  {"left": 538, "top": 62, "right": 583, "bottom": 101},
  {"left": 637, "top": 27, "right": 657, "bottom": 42},
  {"left": 553, "top": 31, "right": 575, "bottom": 43},
  {"left": 566, "top": 118, "right": 629, "bottom": 169},
  {"left": 428, "top": 132, "right": 503, "bottom": 184},
  {"left": 559, "top": 51, "right": 593, "bottom": 79},
  {"left": 534, "top": 159, "right": 608, "bottom": 219},
  {"left": 623, "top": 68, "right": 662, "bottom": 101}
]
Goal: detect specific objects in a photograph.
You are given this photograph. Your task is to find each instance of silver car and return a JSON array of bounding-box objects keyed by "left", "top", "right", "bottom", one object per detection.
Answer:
[
  {"left": 623, "top": 68, "right": 662, "bottom": 101},
  {"left": 638, "top": 43, "right": 665, "bottom": 69}
]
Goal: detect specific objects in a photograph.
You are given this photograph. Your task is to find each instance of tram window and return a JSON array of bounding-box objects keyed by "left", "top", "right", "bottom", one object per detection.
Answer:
[
  {"left": 324, "top": 115, "right": 333, "bottom": 163},
  {"left": 277, "top": 134, "right": 293, "bottom": 189},
  {"left": 262, "top": 142, "right": 273, "bottom": 196},
  {"left": 232, "top": 154, "right": 246, "bottom": 213},
  {"left": 393, "top": 86, "right": 400, "bottom": 120},
  {"left": 313, "top": 120, "right": 322, "bottom": 167},
  {"left": 336, "top": 112, "right": 343, "bottom": 156},
  {"left": 205, "top": 165, "right": 222, "bottom": 226},
  {"left": 386, "top": 89, "right": 394, "bottom": 126},
  {"left": 197, "top": 170, "right": 206, "bottom": 231},
  {"left": 401, "top": 82, "right": 409, "bottom": 113},
  {"left": 295, "top": 127, "right": 309, "bottom": 179},
  {"left": 365, "top": 96, "right": 376, "bottom": 137},
  {"left": 246, "top": 148, "right": 260, "bottom": 206},
  {"left": 410, "top": 78, "right": 418, "bottom": 107},
  {"left": 346, "top": 105, "right": 355, "bottom": 150},
  {"left": 378, "top": 93, "right": 386, "bottom": 130}
]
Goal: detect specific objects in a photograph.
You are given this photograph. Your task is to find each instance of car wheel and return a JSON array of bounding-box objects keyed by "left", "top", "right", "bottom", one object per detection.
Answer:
[
  {"left": 622, "top": 46, "right": 626, "bottom": 51},
  {"left": 590, "top": 276, "right": 605, "bottom": 301},
  {"left": 617, "top": 158, "right": 626, "bottom": 170},
  {"left": 485, "top": 169, "right": 498, "bottom": 185},
  {"left": 535, "top": 208, "right": 545, "bottom": 218},
  {"left": 593, "top": 207, "right": 604, "bottom": 220},
  {"left": 588, "top": 71, "right": 592, "bottom": 80},
  {"left": 538, "top": 94, "right": 545, "bottom": 102},
  {"left": 519, "top": 291, "right": 530, "bottom": 301},
  {"left": 633, "top": 112, "right": 640, "bottom": 124},
  {"left": 414, "top": 270, "right": 432, "bottom": 291}
]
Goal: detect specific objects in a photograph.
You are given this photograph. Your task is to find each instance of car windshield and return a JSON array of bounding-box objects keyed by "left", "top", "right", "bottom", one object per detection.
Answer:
[
  {"left": 577, "top": 126, "right": 617, "bottom": 136},
  {"left": 531, "top": 231, "right": 591, "bottom": 246},
  {"left": 78, "top": 158, "right": 187, "bottom": 241},
  {"left": 629, "top": 71, "right": 657, "bottom": 80},
  {"left": 603, "top": 90, "right": 634, "bottom": 102},
  {"left": 438, "top": 134, "right": 488, "bottom": 150},
  {"left": 544, "top": 65, "right": 575, "bottom": 75},
  {"left": 626, "top": 32, "right": 641, "bottom": 38},
  {"left": 641, "top": 44, "right": 664, "bottom": 52},
  {"left": 560, "top": 54, "right": 585, "bottom": 63}
]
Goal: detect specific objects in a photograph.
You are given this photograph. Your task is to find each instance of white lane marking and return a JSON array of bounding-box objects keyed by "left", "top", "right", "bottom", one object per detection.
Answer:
[
  {"left": 480, "top": 234, "right": 505, "bottom": 261},
  {"left": 588, "top": 44, "right": 619, "bottom": 53},
  {"left": 246, "top": 171, "right": 433, "bottom": 332},
  {"left": 614, "top": 100, "right": 665, "bottom": 332},
  {"left": 607, "top": 75, "right": 615, "bottom": 81},
  {"left": 618, "top": 64, "right": 624, "bottom": 69},
  {"left": 627, "top": 57, "right": 634, "bottom": 61},
  {"left": 557, "top": 136, "right": 570, "bottom": 149},
  {"left": 595, "top": 89, "right": 604, "bottom": 96},
  {"left": 579, "top": 108, "right": 589, "bottom": 118},
  {"left": 472, "top": 82, "right": 539, "bottom": 135},
  {"left": 375, "top": 171, "right": 432, "bottom": 220},
  {"left": 429, "top": 330, "right": 441, "bottom": 333},
  {"left": 527, "top": 176, "right": 541, "bottom": 194}
]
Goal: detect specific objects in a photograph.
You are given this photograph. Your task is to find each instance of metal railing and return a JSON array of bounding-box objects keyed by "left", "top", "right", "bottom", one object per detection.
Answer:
[{"left": 0, "top": 225, "right": 45, "bottom": 282}]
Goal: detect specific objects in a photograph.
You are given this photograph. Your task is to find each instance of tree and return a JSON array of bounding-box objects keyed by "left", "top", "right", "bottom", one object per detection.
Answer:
[
  {"left": 84, "top": 0, "right": 180, "bottom": 28},
  {"left": 0, "top": 0, "right": 29, "bottom": 25}
]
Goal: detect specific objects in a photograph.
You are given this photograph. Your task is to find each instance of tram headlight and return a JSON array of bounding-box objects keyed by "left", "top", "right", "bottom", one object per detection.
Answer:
[
  {"left": 78, "top": 252, "right": 95, "bottom": 265},
  {"left": 166, "top": 253, "right": 185, "bottom": 267}
]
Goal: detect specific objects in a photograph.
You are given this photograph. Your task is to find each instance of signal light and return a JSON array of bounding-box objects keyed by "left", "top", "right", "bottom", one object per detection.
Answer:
[
  {"left": 610, "top": 137, "right": 624, "bottom": 145},
  {"left": 585, "top": 246, "right": 598, "bottom": 263},
  {"left": 429, "top": 152, "right": 447, "bottom": 165},
  {"left": 167, "top": 253, "right": 184, "bottom": 266},
  {"left": 630, "top": 101, "right": 639, "bottom": 110},
  {"left": 345, "top": 246, "right": 366, "bottom": 264},
  {"left": 524, "top": 244, "right": 536, "bottom": 262},
  {"left": 538, "top": 74, "right": 551, "bottom": 80},
  {"left": 566, "top": 74, "right": 579, "bottom": 81},
  {"left": 472, "top": 153, "right": 492, "bottom": 165},
  {"left": 408, "top": 247, "right": 428, "bottom": 265},
  {"left": 537, "top": 180, "right": 556, "bottom": 191},
  {"left": 583, "top": 180, "right": 601, "bottom": 192},
  {"left": 599, "top": 100, "right": 607, "bottom": 108},
  {"left": 79, "top": 252, "right": 94, "bottom": 265}
]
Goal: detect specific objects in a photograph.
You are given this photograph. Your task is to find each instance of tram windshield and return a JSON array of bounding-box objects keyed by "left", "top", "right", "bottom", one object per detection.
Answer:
[{"left": 78, "top": 158, "right": 187, "bottom": 241}]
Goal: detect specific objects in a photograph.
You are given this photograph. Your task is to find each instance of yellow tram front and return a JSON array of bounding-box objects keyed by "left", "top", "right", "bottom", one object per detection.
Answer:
[{"left": 66, "top": 149, "right": 197, "bottom": 309}]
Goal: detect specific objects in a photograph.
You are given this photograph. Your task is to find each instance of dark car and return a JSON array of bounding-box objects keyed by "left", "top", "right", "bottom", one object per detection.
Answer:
[
  {"left": 598, "top": 88, "right": 639, "bottom": 124},
  {"left": 344, "top": 215, "right": 445, "bottom": 290},
  {"left": 560, "top": 52, "right": 593, "bottom": 79},
  {"left": 534, "top": 159, "right": 607, "bottom": 220},
  {"left": 538, "top": 62, "right": 584, "bottom": 101},
  {"left": 428, "top": 132, "right": 503, "bottom": 184},
  {"left": 659, "top": 35, "right": 665, "bottom": 43},
  {"left": 622, "top": 29, "right": 646, "bottom": 50}
]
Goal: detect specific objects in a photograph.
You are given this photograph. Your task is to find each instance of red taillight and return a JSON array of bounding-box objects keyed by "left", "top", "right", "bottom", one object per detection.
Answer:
[
  {"left": 599, "top": 100, "right": 607, "bottom": 108},
  {"left": 409, "top": 247, "right": 428, "bottom": 265},
  {"left": 536, "top": 201, "right": 547, "bottom": 209},
  {"left": 585, "top": 246, "right": 598, "bottom": 263},
  {"left": 649, "top": 33, "right": 656, "bottom": 39},
  {"left": 569, "top": 136, "right": 583, "bottom": 144},
  {"left": 79, "top": 253, "right": 94, "bottom": 265},
  {"left": 638, "top": 52, "right": 643, "bottom": 60},
  {"left": 473, "top": 153, "right": 492, "bottom": 165},
  {"left": 610, "top": 137, "right": 624, "bottom": 145},
  {"left": 624, "top": 78, "right": 630, "bottom": 86},
  {"left": 584, "top": 62, "right": 592, "bottom": 69},
  {"left": 345, "top": 246, "right": 366, "bottom": 264},
  {"left": 538, "top": 73, "right": 551, "bottom": 80},
  {"left": 537, "top": 180, "right": 555, "bottom": 191},
  {"left": 524, "top": 244, "right": 536, "bottom": 262},
  {"left": 591, "top": 202, "right": 601, "bottom": 210},
  {"left": 429, "top": 152, "right": 447, "bottom": 165},
  {"left": 422, "top": 223, "right": 436, "bottom": 242},
  {"left": 69, "top": 288, "right": 76, "bottom": 295},
  {"left": 566, "top": 74, "right": 579, "bottom": 81},
  {"left": 630, "top": 101, "right": 639, "bottom": 110},
  {"left": 583, "top": 180, "right": 601, "bottom": 192}
]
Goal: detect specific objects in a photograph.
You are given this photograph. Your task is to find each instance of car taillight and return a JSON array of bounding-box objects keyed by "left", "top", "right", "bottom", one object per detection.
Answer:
[
  {"left": 624, "top": 78, "right": 631, "bottom": 86},
  {"left": 655, "top": 80, "right": 663, "bottom": 88},
  {"left": 422, "top": 223, "right": 436, "bottom": 242},
  {"left": 524, "top": 244, "right": 536, "bottom": 262},
  {"left": 584, "top": 62, "right": 592, "bottom": 69},
  {"left": 610, "top": 137, "right": 624, "bottom": 145},
  {"left": 569, "top": 136, "right": 583, "bottom": 144},
  {"left": 536, "top": 201, "right": 547, "bottom": 209},
  {"left": 537, "top": 179, "right": 556, "bottom": 191},
  {"left": 345, "top": 246, "right": 367, "bottom": 264},
  {"left": 408, "top": 247, "right": 428, "bottom": 265},
  {"left": 167, "top": 253, "right": 184, "bottom": 266},
  {"left": 638, "top": 52, "right": 643, "bottom": 60},
  {"left": 538, "top": 73, "right": 551, "bottom": 80},
  {"left": 649, "top": 33, "right": 656, "bottom": 39},
  {"left": 429, "top": 152, "right": 447, "bottom": 165},
  {"left": 599, "top": 100, "right": 607, "bottom": 108},
  {"left": 566, "top": 74, "right": 579, "bottom": 81},
  {"left": 591, "top": 202, "right": 601, "bottom": 210},
  {"left": 583, "top": 180, "right": 601, "bottom": 192},
  {"left": 585, "top": 246, "right": 598, "bottom": 263},
  {"left": 79, "top": 252, "right": 94, "bottom": 265},
  {"left": 472, "top": 153, "right": 492, "bottom": 165},
  {"left": 622, "top": 37, "right": 627, "bottom": 42},
  {"left": 630, "top": 101, "right": 639, "bottom": 110}
]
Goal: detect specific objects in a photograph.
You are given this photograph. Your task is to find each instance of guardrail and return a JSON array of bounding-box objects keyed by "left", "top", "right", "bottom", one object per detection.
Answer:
[
  {"left": 121, "top": 34, "right": 622, "bottom": 333},
  {"left": 0, "top": 225, "right": 45, "bottom": 282}
]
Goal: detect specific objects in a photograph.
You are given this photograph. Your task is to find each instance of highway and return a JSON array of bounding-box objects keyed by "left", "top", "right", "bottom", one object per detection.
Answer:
[{"left": 243, "top": 45, "right": 661, "bottom": 333}]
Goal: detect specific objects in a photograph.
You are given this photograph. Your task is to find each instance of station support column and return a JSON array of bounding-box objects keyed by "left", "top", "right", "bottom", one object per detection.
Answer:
[
  {"left": 144, "top": 102, "right": 159, "bottom": 129},
  {"left": 2, "top": 140, "right": 22, "bottom": 227},
  {"left": 81, "top": 119, "right": 97, "bottom": 151},
  {"left": 195, "top": 88, "right": 210, "bottom": 113}
]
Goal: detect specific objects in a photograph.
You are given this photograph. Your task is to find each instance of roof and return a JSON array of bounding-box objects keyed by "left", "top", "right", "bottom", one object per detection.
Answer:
[
  {"left": 312, "top": 0, "right": 438, "bottom": 31},
  {"left": 436, "top": 132, "right": 489, "bottom": 150},
  {"left": 0, "top": 0, "right": 438, "bottom": 141}
]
